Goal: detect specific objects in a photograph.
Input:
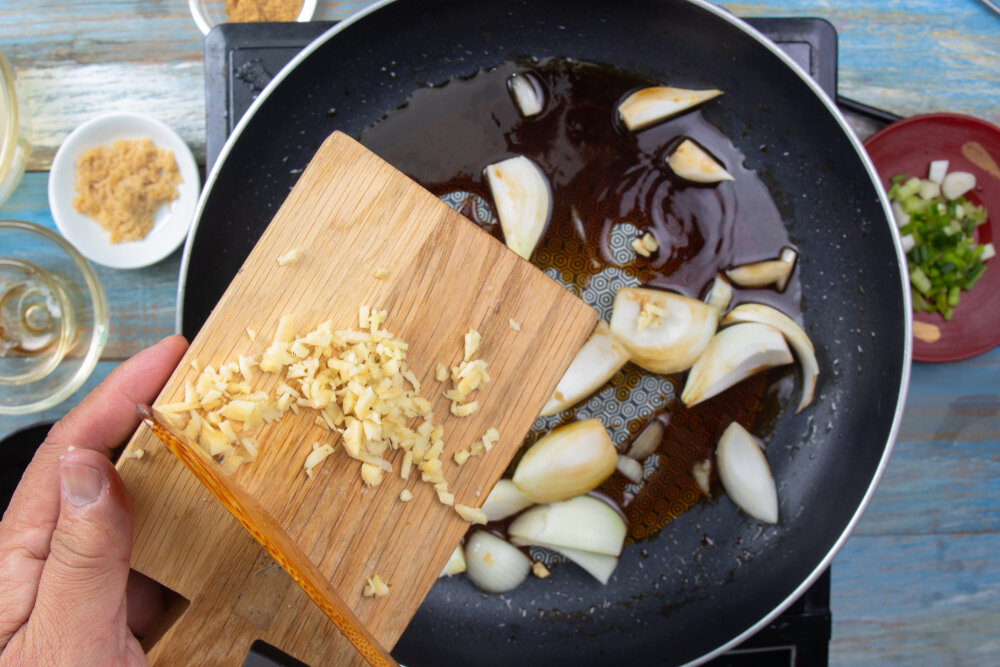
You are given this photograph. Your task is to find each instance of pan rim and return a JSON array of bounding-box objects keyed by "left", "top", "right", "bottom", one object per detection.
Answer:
[{"left": 176, "top": 1, "right": 912, "bottom": 663}]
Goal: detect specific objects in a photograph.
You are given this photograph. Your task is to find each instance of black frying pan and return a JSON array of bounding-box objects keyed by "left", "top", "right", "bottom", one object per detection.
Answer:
[{"left": 178, "top": 1, "right": 910, "bottom": 664}]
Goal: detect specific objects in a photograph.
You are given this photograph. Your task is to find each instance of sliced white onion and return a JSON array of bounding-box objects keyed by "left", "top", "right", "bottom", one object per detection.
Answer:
[
  {"left": 550, "top": 545, "right": 618, "bottom": 585},
  {"left": 725, "top": 247, "right": 797, "bottom": 292},
  {"left": 616, "top": 455, "right": 643, "bottom": 483},
  {"left": 704, "top": 274, "right": 734, "bottom": 314},
  {"left": 942, "top": 171, "right": 976, "bottom": 200},
  {"left": 667, "top": 139, "right": 734, "bottom": 183},
  {"left": 900, "top": 234, "right": 916, "bottom": 254},
  {"left": 626, "top": 419, "right": 663, "bottom": 460},
  {"left": 928, "top": 159, "right": 949, "bottom": 184},
  {"left": 484, "top": 155, "right": 551, "bottom": 260},
  {"left": 721, "top": 303, "right": 818, "bottom": 413},
  {"left": 891, "top": 200, "right": 910, "bottom": 227},
  {"left": 609, "top": 287, "right": 718, "bottom": 374},
  {"left": 692, "top": 458, "right": 712, "bottom": 496},
  {"left": 464, "top": 531, "right": 531, "bottom": 593},
  {"left": 512, "top": 419, "right": 617, "bottom": 503},
  {"left": 541, "top": 321, "right": 630, "bottom": 416},
  {"left": 617, "top": 86, "right": 723, "bottom": 131},
  {"left": 715, "top": 422, "right": 778, "bottom": 523},
  {"left": 508, "top": 72, "right": 544, "bottom": 116},
  {"left": 481, "top": 479, "right": 534, "bottom": 522},
  {"left": 918, "top": 179, "right": 941, "bottom": 201},
  {"left": 681, "top": 322, "right": 793, "bottom": 407},
  {"left": 508, "top": 495, "right": 627, "bottom": 557},
  {"left": 439, "top": 545, "right": 467, "bottom": 577}
]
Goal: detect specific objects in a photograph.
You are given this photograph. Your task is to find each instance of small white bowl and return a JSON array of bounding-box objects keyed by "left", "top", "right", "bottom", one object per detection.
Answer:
[
  {"left": 188, "top": 0, "right": 318, "bottom": 36},
  {"left": 48, "top": 112, "right": 200, "bottom": 270}
]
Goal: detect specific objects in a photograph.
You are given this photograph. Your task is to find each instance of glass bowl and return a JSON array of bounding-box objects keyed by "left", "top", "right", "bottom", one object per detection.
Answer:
[
  {"left": 0, "top": 52, "right": 32, "bottom": 207},
  {"left": 188, "top": 0, "right": 318, "bottom": 36},
  {"left": 0, "top": 220, "right": 108, "bottom": 414}
]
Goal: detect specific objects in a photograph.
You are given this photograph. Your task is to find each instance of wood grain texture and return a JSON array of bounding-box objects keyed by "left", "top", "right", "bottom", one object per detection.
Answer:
[{"left": 116, "top": 131, "right": 596, "bottom": 665}]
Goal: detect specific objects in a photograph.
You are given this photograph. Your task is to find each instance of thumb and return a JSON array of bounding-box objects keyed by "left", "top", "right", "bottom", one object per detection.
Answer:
[{"left": 30, "top": 449, "right": 142, "bottom": 663}]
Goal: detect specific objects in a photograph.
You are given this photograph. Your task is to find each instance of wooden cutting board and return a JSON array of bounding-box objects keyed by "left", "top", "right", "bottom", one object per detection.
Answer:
[{"left": 116, "top": 132, "right": 597, "bottom": 665}]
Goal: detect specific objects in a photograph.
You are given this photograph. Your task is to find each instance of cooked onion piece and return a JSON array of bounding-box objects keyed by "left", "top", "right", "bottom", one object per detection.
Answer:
[
  {"left": 667, "top": 139, "right": 734, "bottom": 183},
  {"left": 508, "top": 72, "right": 544, "bottom": 116},
  {"left": 716, "top": 422, "right": 778, "bottom": 523},
  {"left": 617, "top": 86, "right": 723, "bottom": 131},
  {"left": 551, "top": 545, "right": 618, "bottom": 585},
  {"left": 609, "top": 287, "right": 718, "bottom": 374},
  {"left": 725, "top": 247, "right": 797, "bottom": 292},
  {"left": 722, "top": 303, "right": 818, "bottom": 413},
  {"left": 540, "top": 321, "right": 629, "bottom": 416},
  {"left": 692, "top": 458, "right": 712, "bottom": 496},
  {"left": 508, "top": 494, "right": 627, "bottom": 557},
  {"left": 626, "top": 418, "right": 664, "bottom": 460},
  {"left": 481, "top": 478, "right": 535, "bottom": 522},
  {"left": 704, "top": 274, "right": 734, "bottom": 314},
  {"left": 484, "top": 155, "right": 551, "bottom": 260},
  {"left": 512, "top": 419, "right": 617, "bottom": 503},
  {"left": 681, "top": 322, "right": 793, "bottom": 407},
  {"left": 439, "top": 545, "right": 467, "bottom": 577},
  {"left": 616, "top": 455, "right": 643, "bottom": 483},
  {"left": 464, "top": 531, "right": 531, "bottom": 593}
]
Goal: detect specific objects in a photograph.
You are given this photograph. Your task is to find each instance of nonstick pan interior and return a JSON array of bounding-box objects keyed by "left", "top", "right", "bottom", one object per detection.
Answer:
[{"left": 180, "top": 1, "right": 908, "bottom": 664}]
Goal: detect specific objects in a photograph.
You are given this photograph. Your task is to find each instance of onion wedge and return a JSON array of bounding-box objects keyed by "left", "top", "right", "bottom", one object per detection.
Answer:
[
  {"left": 704, "top": 274, "right": 734, "bottom": 314},
  {"left": 508, "top": 495, "right": 627, "bottom": 557},
  {"left": 464, "top": 531, "right": 531, "bottom": 593},
  {"left": 618, "top": 86, "right": 722, "bottom": 131},
  {"left": 716, "top": 422, "right": 778, "bottom": 523},
  {"left": 540, "top": 321, "right": 629, "bottom": 416},
  {"left": 722, "top": 303, "right": 818, "bottom": 413},
  {"left": 681, "top": 322, "right": 793, "bottom": 407},
  {"left": 512, "top": 419, "right": 617, "bottom": 503},
  {"left": 609, "top": 287, "right": 718, "bottom": 374},
  {"left": 549, "top": 545, "right": 618, "bottom": 585},
  {"left": 484, "top": 155, "right": 551, "bottom": 260},
  {"left": 439, "top": 545, "right": 467, "bottom": 577},
  {"left": 725, "top": 247, "right": 797, "bottom": 291},
  {"left": 508, "top": 72, "right": 544, "bottom": 116},
  {"left": 667, "top": 139, "right": 734, "bottom": 183},
  {"left": 481, "top": 478, "right": 534, "bottom": 522}
]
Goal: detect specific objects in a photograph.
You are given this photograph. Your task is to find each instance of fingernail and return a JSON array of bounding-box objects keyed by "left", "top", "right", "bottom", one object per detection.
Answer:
[{"left": 61, "top": 462, "right": 105, "bottom": 507}]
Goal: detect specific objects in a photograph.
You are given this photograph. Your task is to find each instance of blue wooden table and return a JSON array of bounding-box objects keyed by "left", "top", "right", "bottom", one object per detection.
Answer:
[{"left": 2, "top": 1, "right": 998, "bottom": 664}]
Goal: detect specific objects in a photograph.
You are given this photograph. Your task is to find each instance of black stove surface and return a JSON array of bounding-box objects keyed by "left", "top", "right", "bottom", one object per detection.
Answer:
[{"left": 200, "top": 18, "right": 835, "bottom": 667}]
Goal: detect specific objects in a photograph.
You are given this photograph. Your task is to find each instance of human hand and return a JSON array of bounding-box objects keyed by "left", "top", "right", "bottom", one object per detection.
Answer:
[{"left": 0, "top": 335, "right": 188, "bottom": 666}]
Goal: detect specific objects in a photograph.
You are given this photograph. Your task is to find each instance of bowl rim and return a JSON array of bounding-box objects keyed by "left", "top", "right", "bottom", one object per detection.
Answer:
[{"left": 188, "top": 0, "right": 319, "bottom": 36}]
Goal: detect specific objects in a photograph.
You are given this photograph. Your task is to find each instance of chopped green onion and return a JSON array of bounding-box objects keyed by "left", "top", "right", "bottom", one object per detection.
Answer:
[{"left": 889, "top": 162, "right": 991, "bottom": 320}]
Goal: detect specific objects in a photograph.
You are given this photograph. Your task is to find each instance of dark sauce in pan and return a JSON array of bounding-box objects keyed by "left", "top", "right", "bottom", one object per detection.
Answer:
[{"left": 361, "top": 58, "right": 800, "bottom": 542}]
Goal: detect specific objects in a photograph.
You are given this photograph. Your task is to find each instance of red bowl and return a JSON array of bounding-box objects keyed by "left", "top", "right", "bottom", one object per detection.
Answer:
[{"left": 865, "top": 112, "right": 1000, "bottom": 362}]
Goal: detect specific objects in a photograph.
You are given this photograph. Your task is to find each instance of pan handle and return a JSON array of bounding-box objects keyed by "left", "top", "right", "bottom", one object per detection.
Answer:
[{"left": 836, "top": 94, "right": 904, "bottom": 125}]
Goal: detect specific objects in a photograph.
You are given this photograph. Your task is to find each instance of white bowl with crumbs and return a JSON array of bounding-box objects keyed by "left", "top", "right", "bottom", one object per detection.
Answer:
[{"left": 48, "top": 112, "right": 200, "bottom": 269}]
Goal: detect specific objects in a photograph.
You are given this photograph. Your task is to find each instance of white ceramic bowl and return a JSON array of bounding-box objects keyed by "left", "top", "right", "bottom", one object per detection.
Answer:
[
  {"left": 188, "top": 0, "right": 318, "bottom": 36},
  {"left": 48, "top": 112, "right": 200, "bottom": 270}
]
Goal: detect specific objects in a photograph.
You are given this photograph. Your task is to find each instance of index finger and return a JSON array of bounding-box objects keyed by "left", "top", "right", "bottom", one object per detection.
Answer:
[{"left": 0, "top": 335, "right": 187, "bottom": 547}]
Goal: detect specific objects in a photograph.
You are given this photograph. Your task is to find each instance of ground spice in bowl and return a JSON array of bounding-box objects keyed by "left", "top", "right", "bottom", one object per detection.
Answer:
[
  {"left": 72, "top": 138, "right": 182, "bottom": 244},
  {"left": 225, "top": 0, "right": 303, "bottom": 22}
]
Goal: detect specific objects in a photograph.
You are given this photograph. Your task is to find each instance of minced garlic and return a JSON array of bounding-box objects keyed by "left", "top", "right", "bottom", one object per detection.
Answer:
[
  {"left": 276, "top": 248, "right": 302, "bottom": 266},
  {"left": 72, "top": 138, "right": 182, "bottom": 244},
  {"left": 399, "top": 489, "right": 413, "bottom": 502},
  {"left": 631, "top": 238, "right": 651, "bottom": 258},
  {"left": 508, "top": 318, "right": 521, "bottom": 332},
  {"left": 363, "top": 574, "right": 390, "bottom": 598},
  {"left": 532, "top": 561, "right": 551, "bottom": 578},
  {"left": 373, "top": 267, "right": 388, "bottom": 279},
  {"left": 454, "top": 503, "right": 487, "bottom": 524},
  {"left": 122, "top": 448, "right": 145, "bottom": 460},
  {"left": 155, "top": 307, "right": 499, "bottom": 515}
]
